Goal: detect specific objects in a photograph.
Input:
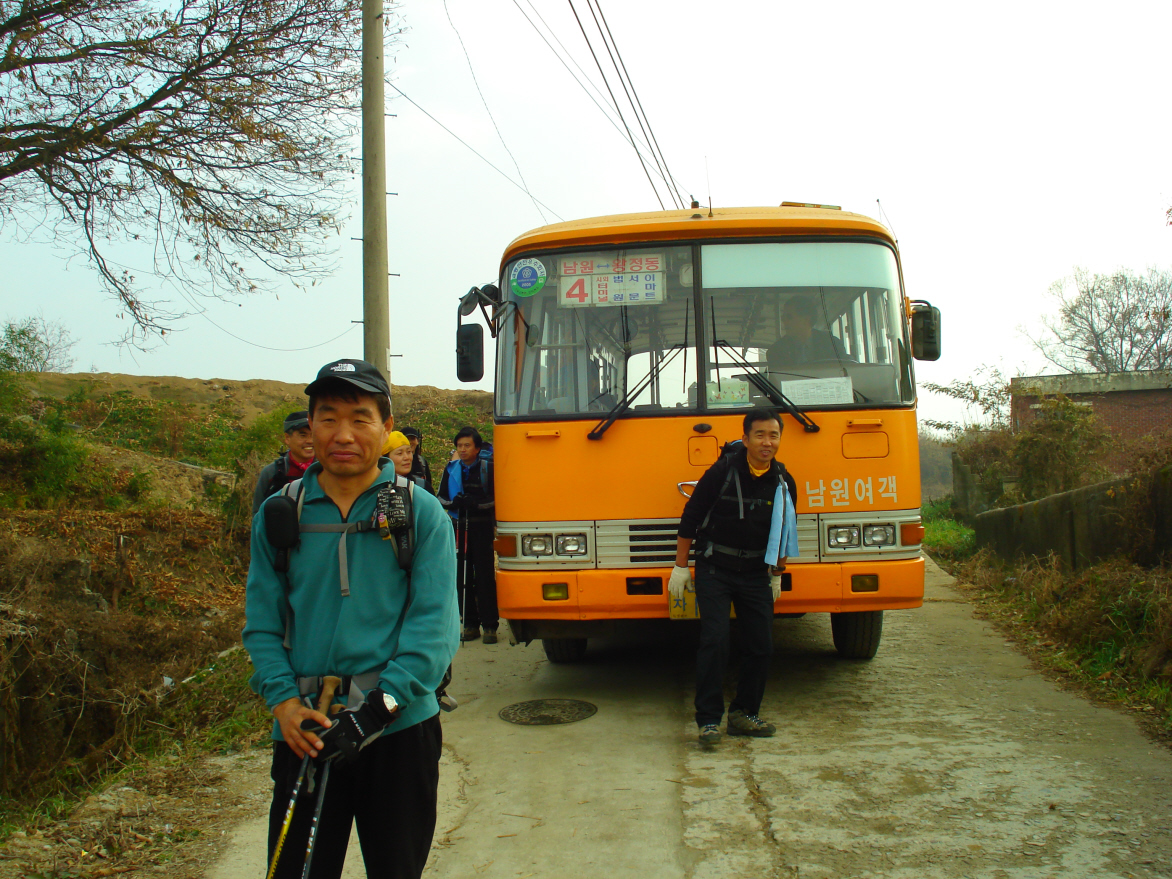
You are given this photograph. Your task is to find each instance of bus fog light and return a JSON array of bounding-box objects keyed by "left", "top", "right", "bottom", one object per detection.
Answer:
[
  {"left": 827, "top": 526, "right": 860, "bottom": 547},
  {"left": 851, "top": 574, "right": 879, "bottom": 592},
  {"left": 863, "top": 525, "right": 896, "bottom": 546},
  {"left": 542, "top": 583, "right": 570, "bottom": 601},
  {"left": 522, "top": 534, "right": 554, "bottom": 556},
  {"left": 555, "top": 534, "right": 588, "bottom": 556}
]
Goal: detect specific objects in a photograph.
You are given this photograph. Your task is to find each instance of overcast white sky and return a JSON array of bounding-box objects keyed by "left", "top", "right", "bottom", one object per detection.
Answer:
[{"left": 2, "top": 0, "right": 1169, "bottom": 427}]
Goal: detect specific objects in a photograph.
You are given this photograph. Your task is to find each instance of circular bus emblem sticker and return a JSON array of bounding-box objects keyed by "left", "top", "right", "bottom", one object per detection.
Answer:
[{"left": 510, "top": 258, "right": 547, "bottom": 298}]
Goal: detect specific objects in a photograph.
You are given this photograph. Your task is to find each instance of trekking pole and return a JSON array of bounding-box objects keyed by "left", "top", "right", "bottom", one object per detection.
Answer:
[
  {"left": 297, "top": 676, "right": 341, "bottom": 879},
  {"left": 459, "top": 504, "right": 469, "bottom": 634},
  {"left": 265, "top": 676, "right": 341, "bottom": 879},
  {"left": 300, "top": 759, "right": 332, "bottom": 879}
]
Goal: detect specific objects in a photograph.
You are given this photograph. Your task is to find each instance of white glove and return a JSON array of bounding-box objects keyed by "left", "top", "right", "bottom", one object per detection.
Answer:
[
  {"left": 769, "top": 573, "right": 782, "bottom": 603},
  {"left": 668, "top": 565, "right": 693, "bottom": 603}
]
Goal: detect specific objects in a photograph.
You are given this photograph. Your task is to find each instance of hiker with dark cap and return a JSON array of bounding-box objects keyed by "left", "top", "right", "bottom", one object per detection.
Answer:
[
  {"left": 243, "top": 358, "right": 459, "bottom": 879},
  {"left": 400, "top": 426, "right": 434, "bottom": 494},
  {"left": 438, "top": 426, "right": 498, "bottom": 644},
  {"left": 252, "top": 410, "right": 315, "bottom": 516},
  {"left": 669, "top": 408, "right": 799, "bottom": 746}
]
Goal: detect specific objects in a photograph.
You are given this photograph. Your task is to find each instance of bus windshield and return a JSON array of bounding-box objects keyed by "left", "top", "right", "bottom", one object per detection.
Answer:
[{"left": 494, "top": 240, "right": 913, "bottom": 420}]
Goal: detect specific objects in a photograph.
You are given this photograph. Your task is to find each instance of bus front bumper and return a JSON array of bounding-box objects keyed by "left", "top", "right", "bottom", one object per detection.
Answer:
[{"left": 498, "top": 556, "right": 925, "bottom": 626}]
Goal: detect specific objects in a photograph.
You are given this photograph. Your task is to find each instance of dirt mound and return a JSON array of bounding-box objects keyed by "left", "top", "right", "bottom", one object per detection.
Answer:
[
  {"left": 25, "top": 373, "right": 493, "bottom": 426},
  {"left": 0, "top": 509, "right": 248, "bottom": 800}
]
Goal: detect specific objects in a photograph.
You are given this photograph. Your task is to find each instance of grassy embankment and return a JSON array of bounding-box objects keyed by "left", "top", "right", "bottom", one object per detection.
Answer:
[
  {"left": 0, "top": 371, "right": 492, "bottom": 837},
  {"left": 923, "top": 497, "right": 1171, "bottom": 737}
]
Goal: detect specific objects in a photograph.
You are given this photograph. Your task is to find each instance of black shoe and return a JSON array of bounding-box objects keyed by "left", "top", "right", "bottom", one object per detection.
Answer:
[
  {"left": 482, "top": 629, "right": 498, "bottom": 644},
  {"left": 460, "top": 627, "right": 480, "bottom": 642}
]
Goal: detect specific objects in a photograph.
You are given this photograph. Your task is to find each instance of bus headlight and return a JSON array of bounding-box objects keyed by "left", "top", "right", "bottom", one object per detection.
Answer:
[
  {"left": 522, "top": 534, "right": 554, "bottom": 556},
  {"left": 555, "top": 534, "right": 588, "bottom": 556},
  {"left": 827, "top": 526, "right": 860, "bottom": 547},
  {"left": 863, "top": 525, "right": 896, "bottom": 546}
]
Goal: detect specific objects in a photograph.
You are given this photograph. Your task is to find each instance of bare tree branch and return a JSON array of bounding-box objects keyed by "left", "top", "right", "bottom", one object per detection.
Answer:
[
  {"left": 1025, "top": 267, "right": 1172, "bottom": 373},
  {"left": 0, "top": 0, "right": 402, "bottom": 343}
]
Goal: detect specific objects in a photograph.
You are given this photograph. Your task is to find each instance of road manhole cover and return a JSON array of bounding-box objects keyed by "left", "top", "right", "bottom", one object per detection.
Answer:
[{"left": 498, "top": 699, "right": 597, "bottom": 725}]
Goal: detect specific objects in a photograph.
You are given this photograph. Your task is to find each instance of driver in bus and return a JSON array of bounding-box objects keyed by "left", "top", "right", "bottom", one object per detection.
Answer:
[{"left": 765, "top": 296, "right": 851, "bottom": 369}]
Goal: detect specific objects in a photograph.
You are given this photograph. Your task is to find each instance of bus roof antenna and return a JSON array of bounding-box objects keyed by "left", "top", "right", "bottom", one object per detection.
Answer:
[
  {"left": 876, "top": 198, "right": 899, "bottom": 248},
  {"left": 705, "top": 156, "right": 713, "bottom": 217}
]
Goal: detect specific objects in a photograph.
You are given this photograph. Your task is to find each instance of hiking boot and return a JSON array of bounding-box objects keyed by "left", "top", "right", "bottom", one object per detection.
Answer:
[
  {"left": 482, "top": 629, "right": 498, "bottom": 644},
  {"left": 727, "top": 709, "right": 776, "bottom": 737},
  {"left": 460, "top": 627, "right": 480, "bottom": 642},
  {"left": 698, "top": 724, "right": 722, "bottom": 745}
]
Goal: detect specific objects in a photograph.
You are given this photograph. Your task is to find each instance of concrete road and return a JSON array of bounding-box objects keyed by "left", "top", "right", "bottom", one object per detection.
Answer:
[{"left": 210, "top": 558, "right": 1172, "bottom": 878}]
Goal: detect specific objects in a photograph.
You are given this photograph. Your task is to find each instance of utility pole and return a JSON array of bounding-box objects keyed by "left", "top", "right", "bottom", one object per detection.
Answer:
[{"left": 361, "top": 0, "right": 390, "bottom": 381}]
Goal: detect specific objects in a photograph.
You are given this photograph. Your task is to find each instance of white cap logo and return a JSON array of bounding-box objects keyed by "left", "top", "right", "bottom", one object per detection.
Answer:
[{"left": 330, "top": 362, "right": 356, "bottom": 372}]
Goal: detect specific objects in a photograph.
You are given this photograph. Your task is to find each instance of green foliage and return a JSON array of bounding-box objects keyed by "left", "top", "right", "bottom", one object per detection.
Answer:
[
  {"left": 0, "top": 316, "right": 76, "bottom": 372},
  {"left": 922, "top": 365, "right": 1012, "bottom": 434},
  {"left": 1012, "top": 395, "right": 1111, "bottom": 500},
  {"left": 0, "top": 369, "right": 27, "bottom": 414},
  {"left": 0, "top": 411, "right": 152, "bottom": 510},
  {"left": 923, "top": 495, "right": 975, "bottom": 565},
  {"left": 953, "top": 426, "right": 1017, "bottom": 506}
]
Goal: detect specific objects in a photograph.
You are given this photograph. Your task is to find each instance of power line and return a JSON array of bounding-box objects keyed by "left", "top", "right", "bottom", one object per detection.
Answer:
[
  {"left": 387, "top": 84, "right": 564, "bottom": 221},
  {"left": 512, "top": 0, "right": 646, "bottom": 150},
  {"left": 566, "top": 0, "right": 665, "bottom": 210},
  {"left": 583, "top": 0, "right": 679, "bottom": 208},
  {"left": 190, "top": 311, "right": 360, "bottom": 352},
  {"left": 443, "top": 0, "right": 548, "bottom": 225},
  {"left": 589, "top": 0, "right": 686, "bottom": 208}
]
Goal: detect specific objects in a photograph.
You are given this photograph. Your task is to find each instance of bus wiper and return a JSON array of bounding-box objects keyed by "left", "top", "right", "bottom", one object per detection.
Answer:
[
  {"left": 587, "top": 344, "right": 687, "bottom": 440},
  {"left": 713, "top": 341, "right": 820, "bottom": 433}
]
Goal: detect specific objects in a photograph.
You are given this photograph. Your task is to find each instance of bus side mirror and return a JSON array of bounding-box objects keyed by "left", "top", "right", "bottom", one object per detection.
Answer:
[
  {"left": 456, "top": 324, "right": 484, "bottom": 382},
  {"left": 910, "top": 301, "right": 941, "bottom": 361}
]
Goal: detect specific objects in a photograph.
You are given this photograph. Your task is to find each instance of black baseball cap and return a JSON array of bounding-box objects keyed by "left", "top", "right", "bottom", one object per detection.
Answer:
[
  {"left": 305, "top": 359, "right": 391, "bottom": 400},
  {"left": 401, "top": 426, "right": 422, "bottom": 439},
  {"left": 282, "top": 410, "right": 310, "bottom": 432}
]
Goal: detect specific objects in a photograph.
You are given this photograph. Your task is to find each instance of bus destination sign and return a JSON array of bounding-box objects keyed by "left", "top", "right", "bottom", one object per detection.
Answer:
[{"left": 557, "top": 253, "right": 665, "bottom": 309}]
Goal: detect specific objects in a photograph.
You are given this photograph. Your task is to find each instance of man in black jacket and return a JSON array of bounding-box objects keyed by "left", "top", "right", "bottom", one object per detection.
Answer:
[
  {"left": 400, "top": 426, "right": 434, "bottom": 494},
  {"left": 251, "top": 410, "right": 314, "bottom": 516},
  {"left": 670, "top": 408, "right": 798, "bottom": 745},
  {"left": 438, "top": 427, "right": 498, "bottom": 643}
]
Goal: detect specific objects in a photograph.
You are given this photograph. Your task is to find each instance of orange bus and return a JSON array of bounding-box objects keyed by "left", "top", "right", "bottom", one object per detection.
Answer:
[{"left": 455, "top": 203, "right": 941, "bottom": 662}]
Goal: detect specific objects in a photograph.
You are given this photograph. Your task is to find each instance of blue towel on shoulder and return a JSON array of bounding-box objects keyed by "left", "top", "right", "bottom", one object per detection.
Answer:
[{"left": 765, "top": 483, "right": 799, "bottom": 565}]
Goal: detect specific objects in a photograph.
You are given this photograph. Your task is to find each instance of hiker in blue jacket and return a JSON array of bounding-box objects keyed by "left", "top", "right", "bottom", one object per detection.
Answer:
[
  {"left": 438, "top": 426, "right": 498, "bottom": 644},
  {"left": 243, "top": 358, "right": 459, "bottom": 879}
]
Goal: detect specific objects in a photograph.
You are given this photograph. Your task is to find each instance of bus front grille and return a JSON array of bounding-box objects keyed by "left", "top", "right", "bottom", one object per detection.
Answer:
[{"left": 595, "top": 517, "right": 821, "bottom": 569}]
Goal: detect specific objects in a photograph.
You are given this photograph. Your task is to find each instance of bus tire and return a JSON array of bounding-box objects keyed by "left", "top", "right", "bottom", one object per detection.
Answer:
[
  {"left": 830, "top": 610, "right": 883, "bottom": 659},
  {"left": 542, "top": 637, "right": 588, "bottom": 663}
]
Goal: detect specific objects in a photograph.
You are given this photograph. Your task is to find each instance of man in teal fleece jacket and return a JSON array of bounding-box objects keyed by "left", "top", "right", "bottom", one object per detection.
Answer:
[{"left": 243, "top": 358, "right": 459, "bottom": 879}]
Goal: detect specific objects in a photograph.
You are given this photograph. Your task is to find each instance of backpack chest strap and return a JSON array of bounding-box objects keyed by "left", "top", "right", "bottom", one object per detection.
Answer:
[{"left": 299, "top": 521, "right": 376, "bottom": 597}]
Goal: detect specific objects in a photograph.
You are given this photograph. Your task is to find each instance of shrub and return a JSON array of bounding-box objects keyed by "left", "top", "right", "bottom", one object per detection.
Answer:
[{"left": 1012, "top": 395, "right": 1111, "bottom": 501}]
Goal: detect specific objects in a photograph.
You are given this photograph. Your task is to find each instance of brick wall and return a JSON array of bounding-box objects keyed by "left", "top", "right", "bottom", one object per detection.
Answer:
[{"left": 1012, "top": 387, "right": 1172, "bottom": 437}]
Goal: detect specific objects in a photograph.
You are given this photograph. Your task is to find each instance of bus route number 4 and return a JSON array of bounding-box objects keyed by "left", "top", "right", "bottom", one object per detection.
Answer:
[{"left": 565, "top": 278, "right": 589, "bottom": 304}]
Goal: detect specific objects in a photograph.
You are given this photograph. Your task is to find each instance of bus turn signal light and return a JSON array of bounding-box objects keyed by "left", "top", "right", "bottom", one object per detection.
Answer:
[
  {"left": 900, "top": 523, "right": 925, "bottom": 546},
  {"left": 851, "top": 574, "right": 879, "bottom": 592},
  {"left": 542, "top": 583, "right": 570, "bottom": 601},
  {"left": 494, "top": 535, "right": 517, "bottom": 557}
]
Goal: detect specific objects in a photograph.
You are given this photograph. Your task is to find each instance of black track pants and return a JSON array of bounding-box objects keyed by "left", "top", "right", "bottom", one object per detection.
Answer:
[
  {"left": 693, "top": 561, "right": 774, "bottom": 728},
  {"left": 455, "top": 518, "right": 498, "bottom": 631},
  {"left": 266, "top": 714, "right": 442, "bottom": 879}
]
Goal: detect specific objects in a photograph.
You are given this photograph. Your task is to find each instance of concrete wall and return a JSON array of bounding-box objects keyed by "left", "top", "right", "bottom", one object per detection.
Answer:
[{"left": 973, "top": 477, "right": 1132, "bottom": 569}]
